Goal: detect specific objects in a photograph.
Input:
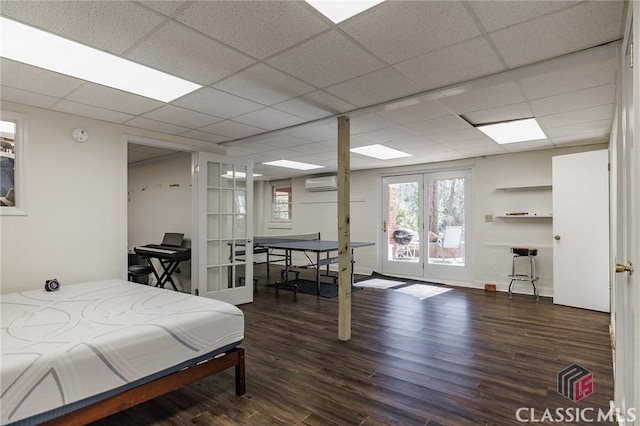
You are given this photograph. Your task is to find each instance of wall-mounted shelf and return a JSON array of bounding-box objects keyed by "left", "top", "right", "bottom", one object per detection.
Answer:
[
  {"left": 496, "top": 214, "right": 552, "bottom": 219},
  {"left": 495, "top": 184, "right": 552, "bottom": 191}
]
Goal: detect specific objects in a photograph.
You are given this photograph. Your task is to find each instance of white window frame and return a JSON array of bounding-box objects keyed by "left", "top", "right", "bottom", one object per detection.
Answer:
[
  {"left": 271, "top": 183, "right": 292, "bottom": 222},
  {"left": 1, "top": 111, "right": 28, "bottom": 216}
]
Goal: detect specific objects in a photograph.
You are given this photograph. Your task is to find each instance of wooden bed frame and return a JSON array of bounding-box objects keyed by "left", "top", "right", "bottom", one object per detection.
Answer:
[{"left": 42, "top": 347, "right": 245, "bottom": 426}]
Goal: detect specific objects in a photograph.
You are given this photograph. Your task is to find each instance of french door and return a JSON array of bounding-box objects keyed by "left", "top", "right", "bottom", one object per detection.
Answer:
[
  {"left": 196, "top": 153, "right": 253, "bottom": 305},
  {"left": 382, "top": 169, "right": 472, "bottom": 283}
]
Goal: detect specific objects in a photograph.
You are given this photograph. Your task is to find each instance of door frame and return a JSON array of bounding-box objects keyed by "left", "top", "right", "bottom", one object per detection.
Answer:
[{"left": 122, "top": 134, "right": 199, "bottom": 293}]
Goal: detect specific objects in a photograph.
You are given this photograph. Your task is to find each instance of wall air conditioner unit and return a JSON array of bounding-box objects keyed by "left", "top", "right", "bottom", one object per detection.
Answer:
[{"left": 305, "top": 175, "right": 338, "bottom": 192}]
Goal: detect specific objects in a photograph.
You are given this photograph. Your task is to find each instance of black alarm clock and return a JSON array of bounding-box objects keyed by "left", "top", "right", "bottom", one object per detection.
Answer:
[{"left": 45, "top": 279, "right": 60, "bottom": 292}]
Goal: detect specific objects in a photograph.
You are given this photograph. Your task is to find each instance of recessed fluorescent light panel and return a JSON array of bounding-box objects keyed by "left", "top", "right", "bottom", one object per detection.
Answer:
[
  {"left": 0, "top": 17, "right": 201, "bottom": 102},
  {"left": 476, "top": 118, "right": 546, "bottom": 144},
  {"left": 263, "top": 160, "right": 324, "bottom": 170},
  {"left": 350, "top": 144, "right": 412, "bottom": 160},
  {"left": 306, "top": 0, "right": 385, "bottom": 23}
]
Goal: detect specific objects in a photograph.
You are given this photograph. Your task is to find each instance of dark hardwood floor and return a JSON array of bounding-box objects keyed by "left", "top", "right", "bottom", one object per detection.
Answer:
[{"left": 94, "top": 267, "right": 614, "bottom": 425}]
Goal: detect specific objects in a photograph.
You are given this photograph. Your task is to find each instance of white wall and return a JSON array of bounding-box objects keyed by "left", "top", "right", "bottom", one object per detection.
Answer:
[
  {"left": 128, "top": 152, "right": 192, "bottom": 291},
  {"left": 0, "top": 102, "right": 223, "bottom": 294},
  {"left": 256, "top": 144, "right": 607, "bottom": 296}
]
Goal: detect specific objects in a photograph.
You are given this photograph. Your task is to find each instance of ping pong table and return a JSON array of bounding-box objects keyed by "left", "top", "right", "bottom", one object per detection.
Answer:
[{"left": 245, "top": 234, "right": 374, "bottom": 296}]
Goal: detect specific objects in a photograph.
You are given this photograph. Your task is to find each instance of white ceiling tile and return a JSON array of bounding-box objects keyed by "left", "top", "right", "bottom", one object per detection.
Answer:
[
  {"left": 490, "top": 2, "right": 625, "bottom": 68},
  {"left": 446, "top": 137, "right": 498, "bottom": 150},
  {"left": 502, "top": 139, "right": 554, "bottom": 153},
  {"left": 259, "top": 135, "right": 309, "bottom": 149},
  {"left": 273, "top": 91, "right": 356, "bottom": 120},
  {"left": 180, "top": 129, "right": 230, "bottom": 144},
  {"left": 214, "top": 64, "right": 314, "bottom": 105},
  {"left": 233, "top": 108, "right": 307, "bottom": 131},
  {"left": 551, "top": 131, "right": 609, "bottom": 146},
  {"left": 539, "top": 104, "right": 614, "bottom": 129},
  {"left": 520, "top": 57, "right": 617, "bottom": 100},
  {"left": 325, "top": 68, "right": 422, "bottom": 107},
  {"left": 531, "top": 84, "right": 616, "bottom": 116},
  {"left": 53, "top": 100, "right": 134, "bottom": 123},
  {"left": 142, "top": 105, "right": 222, "bottom": 129},
  {"left": 177, "top": 1, "right": 329, "bottom": 59},
  {"left": 0, "top": 85, "right": 58, "bottom": 109},
  {"left": 199, "top": 120, "right": 266, "bottom": 139},
  {"left": 454, "top": 144, "right": 507, "bottom": 157},
  {"left": 430, "top": 128, "right": 484, "bottom": 144},
  {"left": 126, "top": 21, "right": 255, "bottom": 86},
  {"left": 350, "top": 114, "right": 396, "bottom": 134},
  {"left": 125, "top": 117, "right": 191, "bottom": 135},
  {"left": 340, "top": 1, "right": 480, "bottom": 64},
  {"left": 376, "top": 100, "right": 452, "bottom": 125},
  {"left": 544, "top": 119, "right": 612, "bottom": 139},
  {"left": 359, "top": 126, "right": 420, "bottom": 144},
  {"left": 403, "top": 116, "right": 472, "bottom": 136},
  {"left": 66, "top": 83, "right": 163, "bottom": 115},
  {"left": 268, "top": 31, "right": 384, "bottom": 88},
  {"left": 462, "top": 102, "right": 533, "bottom": 125},
  {"left": 438, "top": 82, "right": 525, "bottom": 114},
  {"left": 395, "top": 38, "right": 505, "bottom": 91},
  {"left": 286, "top": 123, "right": 338, "bottom": 142},
  {"left": 0, "top": 1, "right": 164, "bottom": 54},
  {"left": 137, "top": 0, "right": 188, "bottom": 17},
  {"left": 469, "top": 1, "right": 580, "bottom": 32},
  {"left": 289, "top": 141, "right": 336, "bottom": 155},
  {"left": 0, "top": 59, "right": 83, "bottom": 98},
  {"left": 174, "top": 87, "right": 263, "bottom": 119},
  {"left": 227, "top": 141, "right": 276, "bottom": 153}
]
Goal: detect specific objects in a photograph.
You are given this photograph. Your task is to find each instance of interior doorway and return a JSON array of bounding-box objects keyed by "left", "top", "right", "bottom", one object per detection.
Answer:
[{"left": 381, "top": 169, "right": 472, "bottom": 284}]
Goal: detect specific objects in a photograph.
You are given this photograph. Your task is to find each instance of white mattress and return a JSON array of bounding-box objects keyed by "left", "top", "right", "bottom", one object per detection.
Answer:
[{"left": 0, "top": 279, "right": 244, "bottom": 425}]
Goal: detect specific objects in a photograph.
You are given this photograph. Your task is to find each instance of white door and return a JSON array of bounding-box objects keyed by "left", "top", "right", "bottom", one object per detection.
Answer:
[
  {"left": 381, "top": 169, "right": 472, "bottom": 284},
  {"left": 197, "top": 153, "right": 253, "bottom": 305},
  {"left": 552, "top": 150, "right": 609, "bottom": 312},
  {"left": 613, "top": 7, "right": 637, "bottom": 423},
  {"left": 381, "top": 175, "right": 423, "bottom": 277}
]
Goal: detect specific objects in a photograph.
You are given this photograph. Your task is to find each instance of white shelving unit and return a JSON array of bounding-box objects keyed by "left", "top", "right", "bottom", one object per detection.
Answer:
[{"left": 494, "top": 184, "right": 553, "bottom": 219}]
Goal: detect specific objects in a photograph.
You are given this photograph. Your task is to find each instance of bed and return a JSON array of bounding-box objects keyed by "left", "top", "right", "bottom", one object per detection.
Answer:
[{"left": 1, "top": 279, "right": 245, "bottom": 425}]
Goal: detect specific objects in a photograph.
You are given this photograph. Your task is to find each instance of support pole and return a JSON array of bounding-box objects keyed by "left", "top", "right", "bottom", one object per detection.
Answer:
[{"left": 337, "top": 116, "right": 351, "bottom": 341}]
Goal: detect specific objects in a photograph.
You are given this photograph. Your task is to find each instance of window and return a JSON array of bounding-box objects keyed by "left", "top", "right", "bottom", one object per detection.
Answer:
[
  {"left": 0, "top": 111, "right": 27, "bottom": 215},
  {"left": 272, "top": 185, "right": 292, "bottom": 221}
]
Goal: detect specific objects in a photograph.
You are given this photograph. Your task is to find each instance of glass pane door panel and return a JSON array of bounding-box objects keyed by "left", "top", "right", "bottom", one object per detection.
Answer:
[
  {"left": 207, "top": 267, "right": 221, "bottom": 292},
  {"left": 235, "top": 214, "right": 246, "bottom": 239},
  {"left": 427, "top": 177, "right": 465, "bottom": 266},
  {"left": 236, "top": 165, "right": 247, "bottom": 189},
  {"left": 207, "top": 162, "right": 220, "bottom": 187},
  {"left": 387, "top": 182, "right": 420, "bottom": 262},
  {"left": 220, "top": 189, "right": 233, "bottom": 212},
  {"left": 221, "top": 214, "right": 233, "bottom": 239},
  {"left": 207, "top": 215, "right": 220, "bottom": 239},
  {"left": 221, "top": 164, "right": 234, "bottom": 188},
  {"left": 207, "top": 240, "right": 221, "bottom": 265},
  {"left": 207, "top": 188, "right": 220, "bottom": 212}
]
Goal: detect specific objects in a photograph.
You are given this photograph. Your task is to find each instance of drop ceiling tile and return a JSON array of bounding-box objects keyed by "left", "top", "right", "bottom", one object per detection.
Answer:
[
  {"left": 430, "top": 128, "right": 484, "bottom": 144},
  {"left": 286, "top": 123, "right": 338, "bottom": 142},
  {"left": 180, "top": 129, "right": 230, "bottom": 144},
  {"left": 438, "top": 82, "right": 525, "bottom": 114},
  {"left": 0, "top": 59, "right": 83, "bottom": 98},
  {"left": 501, "top": 139, "right": 554, "bottom": 152},
  {"left": 174, "top": 87, "right": 263, "bottom": 119},
  {"left": 199, "top": 120, "right": 266, "bottom": 139},
  {"left": 531, "top": 84, "right": 616, "bottom": 116},
  {"left": 66, "top": 83, "right": 164, "bottom": 115},
  {"left": 125, "top": 117, "right": 191, "bottom": 135},
  {"left": 404, "top": 116, "right": 473, "bottom": 136},
  {"left": 340, "top": 1, "right": 480, "bottom": 64},
  {"left": 233, "top": 108, "right": 307, "bottom": 131},
  {"left": 385, "top": 136, "right": 442, "bottom": 150},
  {"left": 455, "top": 144, "right": 507, "bottom": 157},
  {"left": 177, "top": 1, "right": 329, "bottom": 59},
  {"left": 273, "top": 91, "right": 356, "bottom": 120},
  {"left": 137, "top": 0, "right": 188, "bottom": 17},
  {"left": 376, "top": 100, "right": 452, "bottom": 125},
  {"left": 214, "top": 64, "right": 315, "bottom": 106},
  {"left": 0, "top": 85, "right": 58, "bottom": 109},
  {"left": 468, "top": 1, "right": 580, "bottom": 32},
  {"left": 463, "top": 102, "right": 533, "bottom": 125},
  {"left": 325, "top": 68, "right": 422, "bottom": 107},
  {"left": 446, "top": 137, "right": 498, "bottom": 150},
  {"left": 538, "top": 104, "right": 614, "bottom": 129},
  {"left": 268, "top": 30, "right": 384, "bottom": 88},
  {"left": 395, "top": 38, "right": 505, "bottom": 91},
  {"left": 359, "top": 126, "right": 420, "bottom": 144},
  {"left": 53, "top": 100, "right": 134, "bottom": 123},
  {"left": 520, "top": 58, "right": 617, "bottom": 99},
  {"left": 0, "top": 1, "right": 163, "bottom": 54},
  {"left": 259, "top": 135, "right": 309, "bottom": 149},
  {"left": 490, "top": 2, "right": 625, "bottom": 68},
  {"left": 289, "top": 141, "right": 336, "bottom": 155},
  {"left": 142, "top": 105, "right": 222, "bottom": 129},
  {"left": 551, "top": 131, "right": 609, "bottom": 146},
  {"left": 227, "top": 141, "right": 275, "bottom": 153},
  {"left": 350, "top": 114, "right": 396, "bottom": 134},
  {"left": 544, "top": 119, "right": 612, "bottom": 138},
  {"left": 126, "top": 21, "right": 255, "bottom": 86}
]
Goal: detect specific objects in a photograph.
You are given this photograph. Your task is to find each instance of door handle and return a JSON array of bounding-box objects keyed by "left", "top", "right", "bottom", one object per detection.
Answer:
[
  {"left": 554, "top": 235, "right": 561, "bottom": 240},
  {"left": 615, "top": 262, "right": 633, "bottom": 275},
  {"left": 383, "top": 221, "right": 387, "bottom": 232}
]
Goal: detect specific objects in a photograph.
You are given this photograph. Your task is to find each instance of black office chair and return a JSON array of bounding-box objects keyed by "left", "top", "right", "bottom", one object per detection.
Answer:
[{"left": 128, "top": 253, "right": 153, "bottom": 285}]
